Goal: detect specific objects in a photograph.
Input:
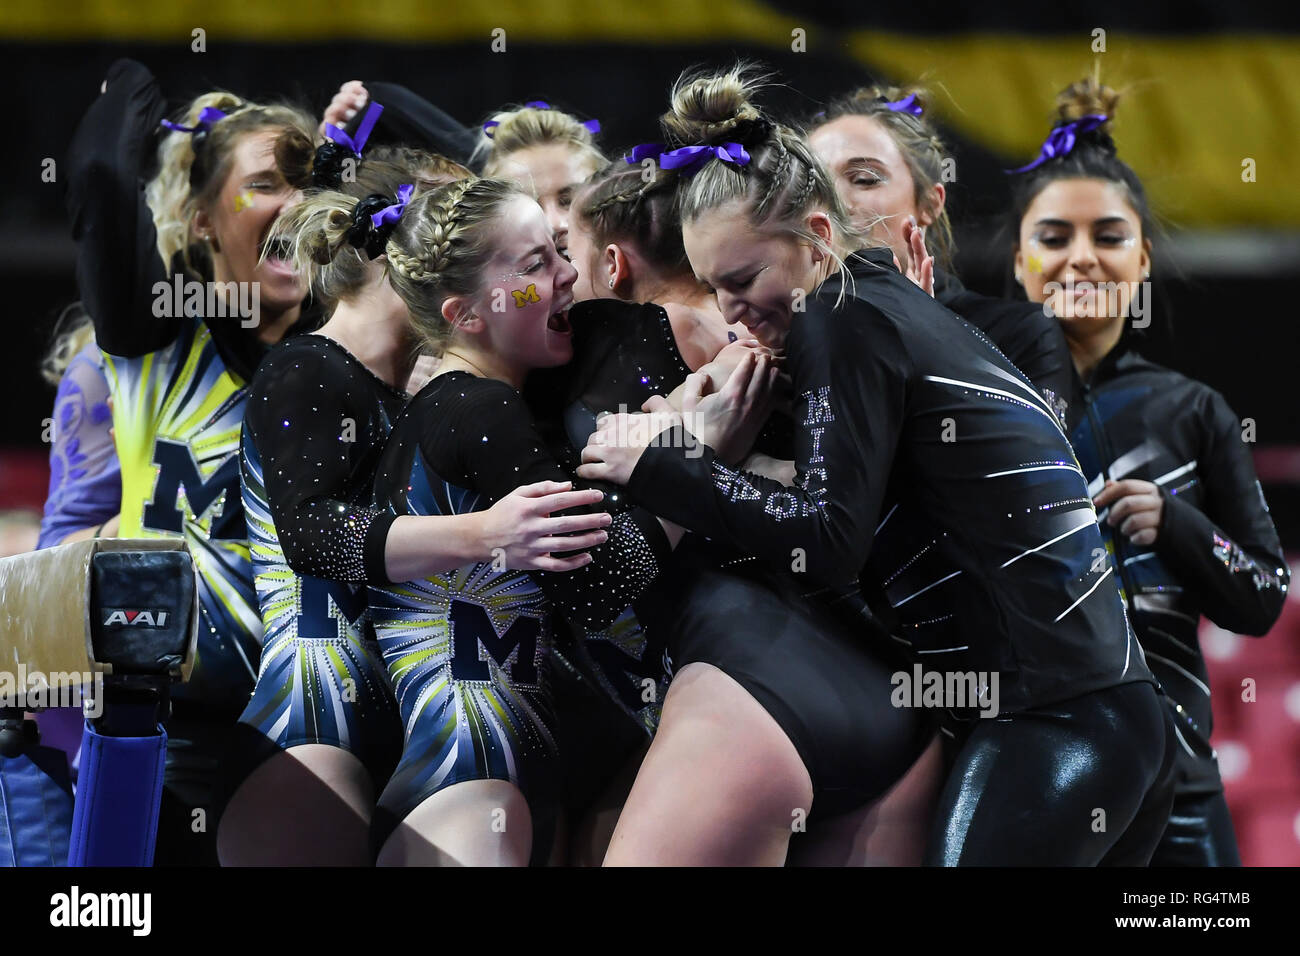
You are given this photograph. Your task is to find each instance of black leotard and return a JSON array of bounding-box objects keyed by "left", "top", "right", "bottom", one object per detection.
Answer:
[
  {"left": 364, "top": 371, "right": 671, "bottom": 846},
  {"left": 232, "top": 334, "right": 409, "bottom": 789},
  {"left": 244, "top": 335, "right": 405, "bottom": 583},
  {"left": 529, "top": 299, "right": 929, "bottom": 816}
]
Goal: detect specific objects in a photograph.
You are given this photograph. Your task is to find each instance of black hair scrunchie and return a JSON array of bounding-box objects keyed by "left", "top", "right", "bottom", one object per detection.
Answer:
[
  {"left": 732, "top": 116, "right": 774, "bottom": 148},
  {"left": 311, "top": 140, "right": 353, "bottom": 190},
  {"left": 347, "top": 193, "right": 397, "bottom": 260}
]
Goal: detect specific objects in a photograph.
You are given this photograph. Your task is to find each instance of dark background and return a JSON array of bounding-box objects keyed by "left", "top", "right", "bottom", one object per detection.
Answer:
[
  {"left": 3, "top": 25, "right": 1296, "bottom": 543},
  {"left": 0, "top": 0, "right": 1296, "bottom": 868}
]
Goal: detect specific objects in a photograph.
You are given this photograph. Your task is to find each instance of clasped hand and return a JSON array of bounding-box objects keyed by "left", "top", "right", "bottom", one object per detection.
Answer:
[{"left": 578, "top": 346, "right": 780, "bottom": 487}]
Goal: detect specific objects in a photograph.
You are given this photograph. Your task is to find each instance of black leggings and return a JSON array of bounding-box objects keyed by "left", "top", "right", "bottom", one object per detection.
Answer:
[
  {"left": 637, "top": 551, "right": 930, "bottom": 820},
  {"left": 927, "top": 680, "right": 1177, "bottom": 866},
  {"left": 1149, "top": 789, "right": 1241, "bottom": 867}
]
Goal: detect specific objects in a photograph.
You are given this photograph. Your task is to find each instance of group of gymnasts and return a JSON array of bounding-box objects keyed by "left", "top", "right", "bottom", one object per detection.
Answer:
[{"left": 37, "top": 55, "right": 1289, "bottom": 866}]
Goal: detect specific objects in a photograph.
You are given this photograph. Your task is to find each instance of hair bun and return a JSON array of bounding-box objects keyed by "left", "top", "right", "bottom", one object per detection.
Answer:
[
  {"left": 1054, "top": 74, "right": 1120, "bottom": 127},
  {"left": 869, "top": 84, "right": 928, "bottom": 113},
  {"left": 274, "top": 127, "right": 317, "bottom": 190},
  {"left": 662, "top": 64, "right": 769, "bottom": 146}
]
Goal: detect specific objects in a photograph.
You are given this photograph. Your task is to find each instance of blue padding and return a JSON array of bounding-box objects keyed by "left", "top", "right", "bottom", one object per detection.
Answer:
[
  {"left": 0, "top": 746, "right": 75, "bottom": 866},
  {"left": 68, "top": 721, "right": 167, "bottom": 867}
]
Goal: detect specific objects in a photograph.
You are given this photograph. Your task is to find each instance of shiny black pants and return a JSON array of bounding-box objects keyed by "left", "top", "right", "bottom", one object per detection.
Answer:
[
  {"left": 927, "top": 680, "right": 1177, "bottom": 866},
  {"left": 1149, "top": 789, "right": 1241, "bottom": 867}
]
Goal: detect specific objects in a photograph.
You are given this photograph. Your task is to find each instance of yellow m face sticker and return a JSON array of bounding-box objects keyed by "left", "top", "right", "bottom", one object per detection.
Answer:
[
  {"left": 512, "top": 284, "right": 541, "bottom": 308},
  {"left": 234, "top": 192, "right": 255, "bottom": 213}
]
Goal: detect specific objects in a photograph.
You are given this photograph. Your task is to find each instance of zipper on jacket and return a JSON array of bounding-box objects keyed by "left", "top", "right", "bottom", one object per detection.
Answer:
[{"left": 1082, "top": 382, "right": 1140, "bottom": 608}]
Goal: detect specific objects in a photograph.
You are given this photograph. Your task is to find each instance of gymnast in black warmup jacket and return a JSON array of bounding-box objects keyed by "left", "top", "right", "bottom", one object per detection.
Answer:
[
  {"left": 527, "top": 156, "right": 934, "bottom": 867},
  {"left": 580, "top": 65, "right": 1178, "bottom": 867},
  {"left": 1008, "top": 75, "right": 1289, "bottom": 866}
]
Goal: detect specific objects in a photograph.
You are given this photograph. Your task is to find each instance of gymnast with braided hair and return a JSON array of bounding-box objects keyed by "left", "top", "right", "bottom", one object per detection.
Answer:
[
  {"left": 286, "top": 175, "right": 682, "bottom": 865},
  {"left": 219, "top": 125, "right": 619, "bottom": 862}
]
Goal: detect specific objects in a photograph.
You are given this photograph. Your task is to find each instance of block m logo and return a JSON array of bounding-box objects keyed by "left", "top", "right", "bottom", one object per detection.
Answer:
[
  {"left": 449, "top": 599, "right": 542, "bottom": 686},
  {"left": 142, "top": 439, "right": 243, "bottom": 539}
]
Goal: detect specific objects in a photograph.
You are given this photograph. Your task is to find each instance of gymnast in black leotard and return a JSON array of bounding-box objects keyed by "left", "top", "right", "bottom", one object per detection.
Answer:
[
  {"left": 527, "top": 156, "right": 934, "bottom": 866},
  {"left": 287, "top": 176, "right": 679, "bottom": 866},
  {"left": 223, "top": 143, "right": 463, "bottom": 865},
  {"left": 580, "top": 65, "right": 1179, "bottom": 867}
]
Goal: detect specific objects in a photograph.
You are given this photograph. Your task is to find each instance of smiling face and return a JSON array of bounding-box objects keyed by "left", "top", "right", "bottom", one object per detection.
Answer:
[
  {"left": 196, "top": 128, "right": 305, "bottom": 312},
  {"left": 809, "top": 114, "right": 937, "bottom": 266},
  {"left": 1016, "top": 178, "right": 1150, "bottom": 331},
  {"left": 456, "top": 194, "right": 578, "bottom": 373},
  {"left": 493, "top": 144, "right": 598, "bottom": 260},
  {"left": 682, "top": 199, "right": 824, "bottom": 349}
]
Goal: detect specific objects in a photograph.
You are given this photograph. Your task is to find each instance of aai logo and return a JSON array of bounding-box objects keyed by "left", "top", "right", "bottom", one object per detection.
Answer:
[{"left": 102, "top": 609, "right": 170, "bottom": 628}]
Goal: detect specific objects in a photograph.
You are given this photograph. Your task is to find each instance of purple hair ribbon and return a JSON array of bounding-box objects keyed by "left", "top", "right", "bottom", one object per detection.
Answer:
[
  {"left": 1006, "top": 114, "right": 1108, "bottom": 174},
  {"left": 324, "top": 100, "right": 384, "bottom": 156},
  {"left": 484, "top": 101, "right": 600, "bottom": 137},
  {"left": 160, "top": 106, "right": 228, "bottom": 134},
  {"left": 623, "top": 142, "right": 664, "bottom": 164},
  {"left": 881, "top": 92, "right": 923, "bottom": 116},
  {"left": 371, "top": 184, "right": 413, "bottom": 229},
  {"left": 658, "top": 141, "right": 751, "bottom": 176}
]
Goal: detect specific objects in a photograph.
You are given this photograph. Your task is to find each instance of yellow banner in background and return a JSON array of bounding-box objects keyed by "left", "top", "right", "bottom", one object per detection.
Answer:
[
  {"left": 850, "top": 32, "right": 1300, "bottom": 228},
  {"left": 2, "top": 1, "right": 1294, "bottom": 226},
  {"left": 0, "top": 0, "right": 800, "bottom": 42}
]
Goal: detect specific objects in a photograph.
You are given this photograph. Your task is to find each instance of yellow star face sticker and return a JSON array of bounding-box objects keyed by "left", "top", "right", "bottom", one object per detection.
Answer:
[
  {"left": 1027, "top": 254, "right": 1044, "bottom": 274},
  {"left": 511, "top": 283, "right": 541, "bottom": 308},
  {"left": 233, "top": 192, "right": 255, "bottom": 213}
]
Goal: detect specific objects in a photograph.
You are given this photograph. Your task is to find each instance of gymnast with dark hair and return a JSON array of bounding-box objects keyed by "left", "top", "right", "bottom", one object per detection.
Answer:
[{"left": 1008, "top": 72, "right": 1289, "bottom": 866}]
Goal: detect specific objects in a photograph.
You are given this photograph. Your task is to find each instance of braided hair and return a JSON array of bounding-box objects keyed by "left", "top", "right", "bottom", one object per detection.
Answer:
[
  {"left": 384, "top": 178, "right": 525, "bottom": 353},
  {"left": 807, "top": 83, "right": 954, "bottom": 270},
  {"left": 573, "top": 159, "right": 688, "bottom": 275},
  {"left": 277, "top": 151, "right": 467, "bottom": 310},
  {"left": 280, "top": 176, "right": 522, "bottom": 354}
]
